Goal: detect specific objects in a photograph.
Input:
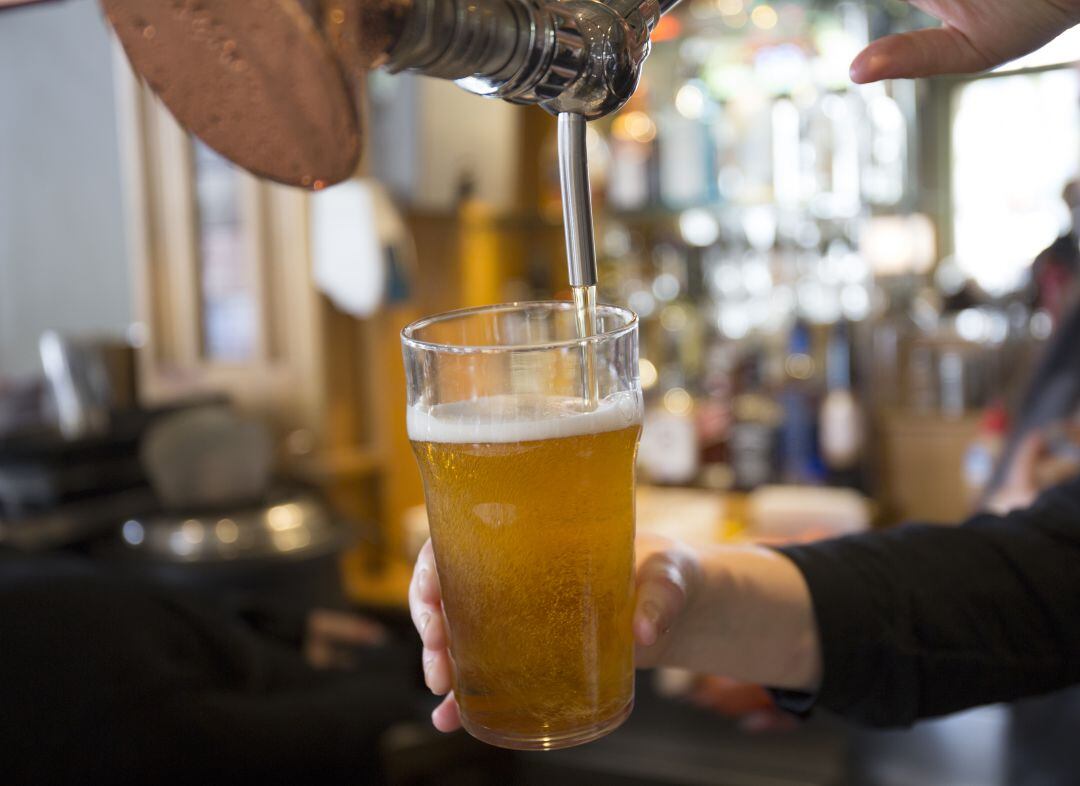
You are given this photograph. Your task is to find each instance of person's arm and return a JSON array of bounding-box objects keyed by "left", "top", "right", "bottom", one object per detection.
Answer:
[
  {"left": 412, "top": 476, "right": 1080, "bottom": 731},
  {"left": 632, "top": 538, "right": 821, "bottom": 691},
  {"left": 644, "top": 475, "right": 1080, "bottom": 728},
  {"left": 771, "top": 477, "right": 1080, "bottom": 727},
  {"left": 409, "top": 535, "right": 824, "bottom": 732}
]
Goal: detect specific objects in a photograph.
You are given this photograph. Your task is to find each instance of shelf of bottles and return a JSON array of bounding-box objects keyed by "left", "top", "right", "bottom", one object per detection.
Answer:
[{"left": 549, "top": 0, "right": 1058, "bottom": 498}]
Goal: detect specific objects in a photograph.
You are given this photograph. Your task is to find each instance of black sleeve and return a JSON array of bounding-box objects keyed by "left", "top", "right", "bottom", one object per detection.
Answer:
[{"left": 773, "top": 475, "right": 1080, "bottom": 728}]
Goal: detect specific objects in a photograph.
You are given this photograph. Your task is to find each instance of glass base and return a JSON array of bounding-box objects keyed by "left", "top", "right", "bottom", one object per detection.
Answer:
[{"left": 460, "top": 697, "right": 634, "bottom": 751}]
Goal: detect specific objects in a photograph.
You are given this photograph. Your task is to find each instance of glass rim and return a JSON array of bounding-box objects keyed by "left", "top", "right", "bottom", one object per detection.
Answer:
[{"left": 401, "top": 301, "right": 638, "bottom": 355}]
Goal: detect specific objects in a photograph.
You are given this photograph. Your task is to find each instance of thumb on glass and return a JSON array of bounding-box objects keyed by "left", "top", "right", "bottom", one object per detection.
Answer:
[{"left": 633, "top": 543, "right": 698, "bottom": 653}]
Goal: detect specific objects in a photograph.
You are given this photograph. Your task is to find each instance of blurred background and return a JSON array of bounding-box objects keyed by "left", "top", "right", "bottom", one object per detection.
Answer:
[{"left": 3, "top": 0, "right": 1080, "bottom": 783}]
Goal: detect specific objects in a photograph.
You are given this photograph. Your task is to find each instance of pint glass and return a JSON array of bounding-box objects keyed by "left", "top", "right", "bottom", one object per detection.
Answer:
[{"left": 402, "top": 302, "right": 642, "bottom": 750}]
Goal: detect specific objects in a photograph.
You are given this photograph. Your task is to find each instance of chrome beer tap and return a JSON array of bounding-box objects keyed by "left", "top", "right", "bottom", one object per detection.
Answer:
[
  {"left": 376, "top": 0, "right": 672, "bottom": 120},
  {"left": 103, "top": 0, "right": 685, "bottom": 188},
  {"left": 103, "top": 0, "right": 684, "bottom": 291}
]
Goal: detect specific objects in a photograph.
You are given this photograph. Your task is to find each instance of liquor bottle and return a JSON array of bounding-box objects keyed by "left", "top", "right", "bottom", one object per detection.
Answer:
[
  {"left": 608, "top": 94, "right": 659, "bottom": 212},
  {"left": 771, "top": 94, "right": 803, "bottom": 210},
  {"left": 696, "top": 339, "right": 736, "bottom": 491},
  {"left": 861, "top": 83, "right": 908, "bottom": 207},
  {"left": 819, "top": 321, "right": 865, "bottom": 486},
  {"left": 779, "top": 321, "right": 826, "bottom": 485},
  {"left": 639, "top": 364, "right": 700, "bottom": 486},
  {"left": 658, "top": 100, "right": 715, "bottom": 209},
  {"left": 730, "top": 353, "right": 782, "bottom": 491},
  {"left": 637, "top": 242, "right": 706, "bottom": 486},
  {"left": 805, "top": 89, "right": 863, "bottom": 220}
]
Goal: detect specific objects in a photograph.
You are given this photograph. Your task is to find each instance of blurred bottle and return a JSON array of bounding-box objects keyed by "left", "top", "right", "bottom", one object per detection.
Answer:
[
  {"left": 639, "top": 372, "right": 700, "bottom": 486},
  {"left": 696, "top": 340, "right": 735, "bottom": 491},
  {"left": 608, "top": 106, "right": 658, "bottom": 212},
  {"left": 779, "top": 322, "right": 825, "bottom": 484},
  {"left": 805, "top": 90, "right": 862, "bottom": 220},
  {"left": 861, "top": 85, "right": 908, "bottom": 207},
  {"left": 771, "top": 94, "right": 803, "bottom": 211},
  {"left": 939, "top": 349, "right": 967, "bottom": 419},
  {"left": 737, "top": 94, "right": 776, "bottom": 205},
  {"left": 654, "top": 242, "right": 705, "bottom": 389},
  {"left": 730, "top": 353, "right": 782, "bottom": 491},
  {"left": 819, "top": 321, "right": 864, "bottom": 486},
  {"left": 638, "top": 242, "right": 706, "bottom": 486},
  {"left": 658, "top": 90, "right": 715, "bottom": 208},
  {"left": 907, "top": 342, "right": 939, "bottom": 414}
]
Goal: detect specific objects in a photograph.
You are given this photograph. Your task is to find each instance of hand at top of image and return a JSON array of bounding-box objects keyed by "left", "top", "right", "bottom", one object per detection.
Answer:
[{"left": 851, "top": 0, "right": 1080, "bottom": 83}]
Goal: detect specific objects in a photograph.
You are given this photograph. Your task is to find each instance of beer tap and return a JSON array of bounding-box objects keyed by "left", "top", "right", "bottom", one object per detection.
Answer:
[
  {"left": 375, "top": 0, "right": 668, "bottom": 120},
  {"left": 103, "top": 0, "right": 685, "bottom": 290},
  {"left": 103, "top": 0, "right": 684, "bottom": 187}
]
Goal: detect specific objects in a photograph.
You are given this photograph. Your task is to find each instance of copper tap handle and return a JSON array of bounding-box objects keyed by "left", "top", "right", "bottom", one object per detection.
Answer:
[{"left": 103, "top": 0, "right": 362, "bottom": 188}]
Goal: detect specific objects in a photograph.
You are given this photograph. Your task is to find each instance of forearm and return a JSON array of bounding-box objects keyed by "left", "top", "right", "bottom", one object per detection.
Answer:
[
  {"left": 777, "top": 479, "right": 1080, "bottom": 726},
  {"left": 653, "top": 545, "right": 822, "bottom": 692},
  {"left": 644, "top": 476, "right": 1080, "bottom": 729}
]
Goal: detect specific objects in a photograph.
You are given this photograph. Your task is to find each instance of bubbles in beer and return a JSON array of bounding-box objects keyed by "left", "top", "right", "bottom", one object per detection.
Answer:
[{"left": 410, "top": 394, "right": 642, "bottom": 744}]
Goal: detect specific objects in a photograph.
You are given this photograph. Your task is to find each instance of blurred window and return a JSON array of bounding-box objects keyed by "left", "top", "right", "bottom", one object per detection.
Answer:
[
  {"left": 952, "top": 64, "right": 1080, "bottom": 296},
  {"left": 192, "top": 141, "right": 259, "bottom": 362}
]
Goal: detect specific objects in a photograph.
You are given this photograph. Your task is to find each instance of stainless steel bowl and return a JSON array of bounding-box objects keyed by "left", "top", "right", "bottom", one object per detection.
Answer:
[{"left": 117, "top": 494, "right": 347, "bottom": 564}]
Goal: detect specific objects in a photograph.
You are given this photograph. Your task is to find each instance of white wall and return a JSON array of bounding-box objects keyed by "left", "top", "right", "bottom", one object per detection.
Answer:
[{"left": 0, "top": 0, "right": 131, "bottom": 378}]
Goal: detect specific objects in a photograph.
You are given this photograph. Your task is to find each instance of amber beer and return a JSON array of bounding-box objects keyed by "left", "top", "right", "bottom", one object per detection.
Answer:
[{"left": 410, "top": 392, "right": 641, "bottom": 749}]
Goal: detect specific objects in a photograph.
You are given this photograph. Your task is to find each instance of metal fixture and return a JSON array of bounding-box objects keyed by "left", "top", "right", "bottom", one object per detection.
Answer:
[{"left": 102, "top": 0, "right": 685, "bottom": 187}]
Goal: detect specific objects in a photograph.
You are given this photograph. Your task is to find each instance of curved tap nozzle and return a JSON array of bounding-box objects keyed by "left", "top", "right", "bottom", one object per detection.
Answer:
[
  {"left": 382, "top": 0, "right": 683, "bottom": 120},
  {"left": 534, "top": 0, "right": 657, "bottom": 119}
]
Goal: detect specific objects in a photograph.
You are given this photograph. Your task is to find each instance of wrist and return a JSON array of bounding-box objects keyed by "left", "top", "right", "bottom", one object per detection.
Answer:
[{"left": 665, "top": 545, "right": 822, "bottom": 692}]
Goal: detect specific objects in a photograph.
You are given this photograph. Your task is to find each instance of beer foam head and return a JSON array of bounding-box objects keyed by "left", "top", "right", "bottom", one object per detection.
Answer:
[{"left": 408, "top": 391, "right": 643, "bottom": 444}]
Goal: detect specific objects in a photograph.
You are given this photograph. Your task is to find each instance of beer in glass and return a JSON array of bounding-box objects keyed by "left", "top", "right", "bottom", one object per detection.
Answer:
[{"left": 402, "top": 302, "right": 642, "bottom": 750}]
